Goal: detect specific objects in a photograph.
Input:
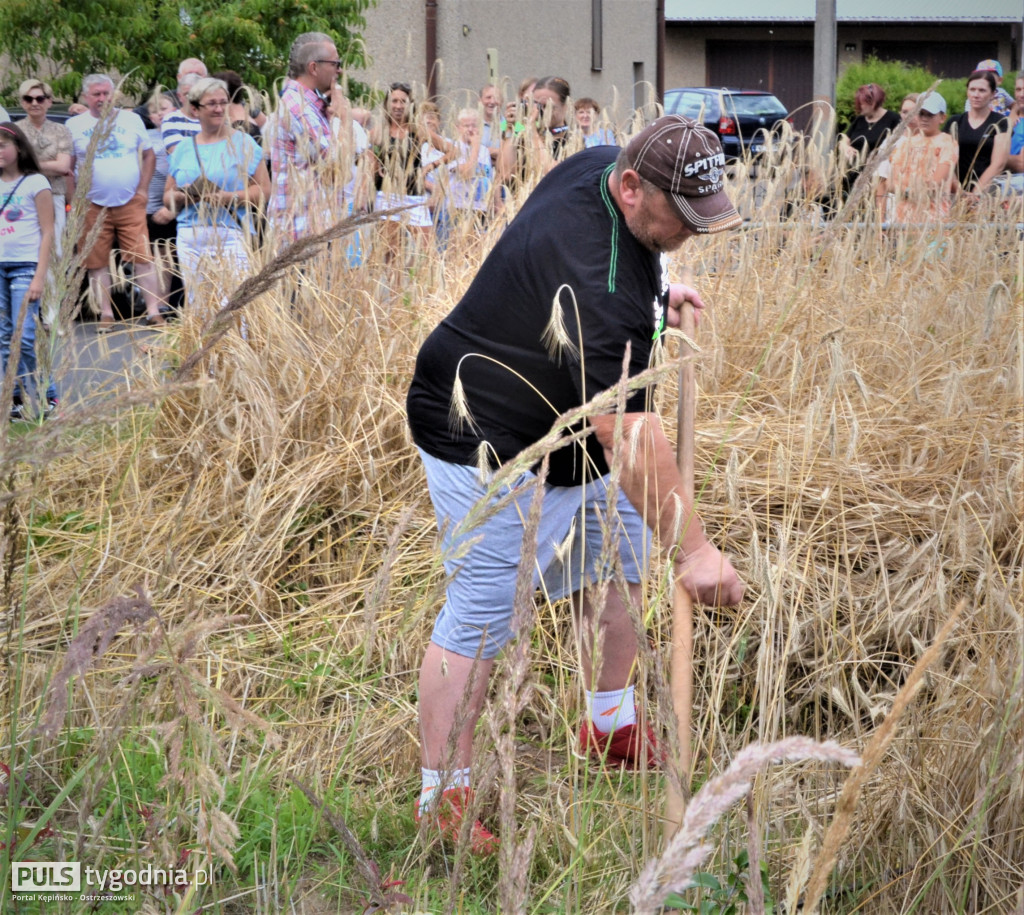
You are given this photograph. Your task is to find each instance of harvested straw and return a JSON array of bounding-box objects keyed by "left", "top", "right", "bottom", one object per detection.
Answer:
[{"left": 1, "top": 111, "right": 1020, "bottom": 912}]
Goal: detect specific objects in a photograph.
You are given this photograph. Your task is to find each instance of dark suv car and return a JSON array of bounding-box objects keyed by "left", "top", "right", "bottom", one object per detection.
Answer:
[{"left": 663, "top": 88, "right": 790, "bottom": 160}]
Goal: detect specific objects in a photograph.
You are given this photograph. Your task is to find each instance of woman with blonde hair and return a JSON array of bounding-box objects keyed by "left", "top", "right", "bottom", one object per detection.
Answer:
[{"left": 446, "top": 107, "right": 500, "bottom": 234}]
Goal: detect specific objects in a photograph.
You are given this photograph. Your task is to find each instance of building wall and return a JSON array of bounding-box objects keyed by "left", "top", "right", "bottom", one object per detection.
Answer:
[
  {"left": 352, "top": 0, "right": 657, "bottom": 126},
  {"left": 665, "top": 33, "right": 706, "bottom": 91}
]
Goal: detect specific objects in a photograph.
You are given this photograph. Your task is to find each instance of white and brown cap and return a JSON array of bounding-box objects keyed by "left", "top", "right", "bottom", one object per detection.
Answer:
[{"left": 624, "top": 115, "right": 742, "bottom": 234}]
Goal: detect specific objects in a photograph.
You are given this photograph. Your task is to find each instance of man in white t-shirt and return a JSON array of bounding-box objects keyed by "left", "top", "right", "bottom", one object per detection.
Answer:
[{"left": 67, "top": 73, "right": 165, "bottom": 329}]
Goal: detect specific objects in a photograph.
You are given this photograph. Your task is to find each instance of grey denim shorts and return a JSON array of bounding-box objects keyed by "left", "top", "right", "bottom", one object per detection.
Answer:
[{"left": 419, "top": 449, "right": 652, "bottom": 659}]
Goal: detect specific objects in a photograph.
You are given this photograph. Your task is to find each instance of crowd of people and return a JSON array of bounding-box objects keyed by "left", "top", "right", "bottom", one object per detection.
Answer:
[
  {"left": 1, "top": 40, "right": 1022, "bottom": 419},
  {"left": 842, "top": 59, "right": 1022, "bottom": 221},
  {"left": 1, "top": 37, "right": 1020, "bottom": 862}
]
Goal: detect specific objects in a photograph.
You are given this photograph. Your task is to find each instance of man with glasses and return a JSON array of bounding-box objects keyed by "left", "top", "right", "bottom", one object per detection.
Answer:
[{"left": 267, "top": 30, "right": 346, "bottom": 243}]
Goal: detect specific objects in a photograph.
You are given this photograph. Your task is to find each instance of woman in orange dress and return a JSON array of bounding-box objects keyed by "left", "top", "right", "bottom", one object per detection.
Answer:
[{"left": 885, "top": 92, "right": 958, "bottom": 223}]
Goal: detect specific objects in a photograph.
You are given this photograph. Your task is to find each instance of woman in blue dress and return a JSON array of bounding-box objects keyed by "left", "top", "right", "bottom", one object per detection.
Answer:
[{"left": 164, "top": 77, "right": 270, "bottom": 315}]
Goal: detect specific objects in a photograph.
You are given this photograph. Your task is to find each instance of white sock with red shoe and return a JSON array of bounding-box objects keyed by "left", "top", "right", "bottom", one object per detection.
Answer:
[
  {"left": 586, "top": 685, "right": 637, "bottom": 734},
  {"left": 418, "top": 766, "right": 470, "bottom": 814}
]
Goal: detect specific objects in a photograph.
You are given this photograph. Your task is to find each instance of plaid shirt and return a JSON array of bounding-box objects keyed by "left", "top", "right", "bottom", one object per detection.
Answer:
[{"left": 267, "top": 78, "right": 338, "bottom": 241}]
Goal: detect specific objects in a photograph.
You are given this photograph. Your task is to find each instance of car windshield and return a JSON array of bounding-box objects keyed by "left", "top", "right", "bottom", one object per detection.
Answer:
[
  {"left": 665, "top": 91, "right": 713, "bottom": 120},
  {"left": 726, "top": 95, "right": 787, "bottom": 118}
]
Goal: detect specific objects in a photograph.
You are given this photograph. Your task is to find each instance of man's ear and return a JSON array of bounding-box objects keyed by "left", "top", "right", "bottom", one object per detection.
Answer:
[{"left": 618, "top": 168, "right": 644, "bottom": 207}]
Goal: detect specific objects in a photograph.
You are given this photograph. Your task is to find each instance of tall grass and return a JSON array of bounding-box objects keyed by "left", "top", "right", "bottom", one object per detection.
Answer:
[{"left": 0, "top": 102, "right": 1021, "bottom": 914}]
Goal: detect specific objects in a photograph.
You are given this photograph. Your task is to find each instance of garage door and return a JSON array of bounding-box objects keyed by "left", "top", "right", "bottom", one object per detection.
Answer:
[
  {"left": 863, "top": 40, "right": 998, "bottom": 78},
  {"left": 707, "top": 40, "right": 814, "bottom": 117}
]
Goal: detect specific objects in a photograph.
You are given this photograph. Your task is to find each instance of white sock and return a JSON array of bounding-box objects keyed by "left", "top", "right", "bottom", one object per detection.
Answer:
[
  {"left": 586, "top": 685, "right": 637, "bottom": 733},
  {"left": 418, "top": 766, "right": 470, "bottom": 813}
]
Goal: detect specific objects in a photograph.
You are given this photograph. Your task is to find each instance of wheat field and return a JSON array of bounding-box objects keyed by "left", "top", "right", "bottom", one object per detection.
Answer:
[{"left": 0, "top": 128, "right": 1021, "bottom": 915}]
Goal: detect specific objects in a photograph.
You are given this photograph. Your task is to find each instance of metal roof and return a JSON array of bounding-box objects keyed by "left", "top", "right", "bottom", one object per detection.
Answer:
[{"left": 666, "top": 0, "right": 1022, "bottom": 22}]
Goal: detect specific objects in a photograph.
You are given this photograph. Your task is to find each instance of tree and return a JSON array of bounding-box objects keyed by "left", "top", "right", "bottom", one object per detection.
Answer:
[{"left": 0, "top": 0, "right": 372, "bottom": 102}]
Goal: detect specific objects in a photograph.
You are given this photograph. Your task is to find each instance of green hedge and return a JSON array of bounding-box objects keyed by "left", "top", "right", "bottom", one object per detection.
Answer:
[{"left": 835, "top": 56, "right": 970, "bottom": 132}]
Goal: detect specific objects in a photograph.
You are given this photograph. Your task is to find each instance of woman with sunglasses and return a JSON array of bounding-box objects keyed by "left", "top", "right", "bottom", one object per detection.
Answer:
[
  {"left": 163, "top": 77, "right": 270, "bottom": 315},
  {"left": 17, "top": 80, "right": 72, "bottom": 285}
]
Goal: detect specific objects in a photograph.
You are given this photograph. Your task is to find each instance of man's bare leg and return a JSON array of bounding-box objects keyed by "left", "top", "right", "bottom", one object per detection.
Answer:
[
  {"left": 416, "top": 642, "right": 500, "bottom": 852},
  {"left": 576, "top": 581, "right": 658, "bottom": 765},
  {"left": 578, "top": 581, "right": 642, "bottom": 690},
  {"left": 133, "top": 260, "right": 166, "bottom": 318},
  {"left": 418, "top": 642, "right": 494, "bottom": 771},
  {"left": 87, "top": 267, "right": 114, "bottom": 321}
]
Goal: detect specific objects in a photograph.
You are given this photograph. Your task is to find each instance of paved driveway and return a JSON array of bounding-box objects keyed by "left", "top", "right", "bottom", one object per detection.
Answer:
[{"left": 45, "top": 317, "right": 170, "bottom": 410}]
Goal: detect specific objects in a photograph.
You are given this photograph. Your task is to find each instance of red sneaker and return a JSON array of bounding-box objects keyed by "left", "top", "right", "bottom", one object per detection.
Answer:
[
  {"left": 415, "top": 787, "right": 499, "bottom": 856},
  {"left": 579, "top": 720, "right": 663, "bottom": 769}
]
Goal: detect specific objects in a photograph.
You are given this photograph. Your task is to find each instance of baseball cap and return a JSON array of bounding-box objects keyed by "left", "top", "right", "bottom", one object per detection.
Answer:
[
  {"left": 624, "top": 115, "right": 742, "bottom": 234},
  {"left": 919, "top": 92, "right": 947, "bottom": 115},
  {"left": 975, "top": 59, "right": 1003, "bottom": 77},
  {"left": 17, "top": 79, "right": 53, "bottom": 99}
]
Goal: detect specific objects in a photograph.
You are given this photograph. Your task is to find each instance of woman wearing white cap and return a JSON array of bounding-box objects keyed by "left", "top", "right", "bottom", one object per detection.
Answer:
[{"left": 883, "top": 92, "right": 958, "bottom": 223}]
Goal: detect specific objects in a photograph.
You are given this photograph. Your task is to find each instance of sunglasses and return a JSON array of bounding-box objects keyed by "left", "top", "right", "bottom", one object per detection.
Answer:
[
  {"left": 316, "top": 59, "right": 343, "bottom": 70},
  {"left": 22, "top": 95, "right": 49, "bottom": 104}
]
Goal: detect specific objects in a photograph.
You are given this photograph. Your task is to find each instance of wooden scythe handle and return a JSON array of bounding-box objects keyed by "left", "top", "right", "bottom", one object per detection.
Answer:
[{"left": 664, "top": 295, "right": 696, "bottom": 841}]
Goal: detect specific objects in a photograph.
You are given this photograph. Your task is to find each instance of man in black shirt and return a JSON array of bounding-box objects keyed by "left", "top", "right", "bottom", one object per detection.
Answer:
[{"left": 407, "top": 116, "right": 745, "bottom": 853}]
